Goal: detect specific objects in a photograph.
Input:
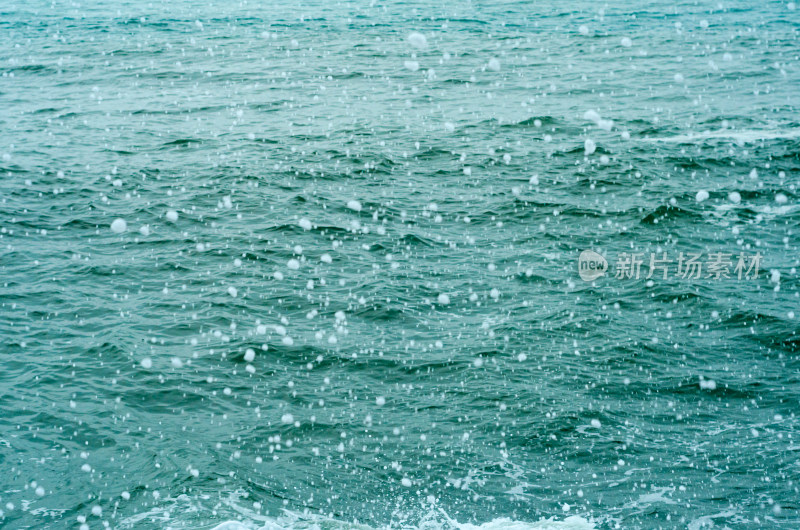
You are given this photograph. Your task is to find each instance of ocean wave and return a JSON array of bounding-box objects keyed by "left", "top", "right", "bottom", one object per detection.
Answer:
[
  {"left": 641, "top": 127, "right": 800, "bottom": 144},
  {"left": 208, "top": 511, "right": 596, "bottom": 530}
]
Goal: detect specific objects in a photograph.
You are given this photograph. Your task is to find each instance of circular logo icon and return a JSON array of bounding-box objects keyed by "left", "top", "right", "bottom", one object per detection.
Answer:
[{"left": 578, "top": 250, "right": 607, "bottom": 281}]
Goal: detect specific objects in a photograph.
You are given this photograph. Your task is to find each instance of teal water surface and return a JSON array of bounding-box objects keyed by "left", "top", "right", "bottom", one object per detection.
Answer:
[{"left": 1, "top": 0, "right": 799, "bottom": 528}]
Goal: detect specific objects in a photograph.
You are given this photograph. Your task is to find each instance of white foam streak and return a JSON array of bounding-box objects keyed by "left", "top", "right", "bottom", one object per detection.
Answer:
[
  {"left": 210, "top": 511, "right": 596, "bottom": 530},
  {"left": 643, "top": 128, "right": 800, "bottom": 144}
]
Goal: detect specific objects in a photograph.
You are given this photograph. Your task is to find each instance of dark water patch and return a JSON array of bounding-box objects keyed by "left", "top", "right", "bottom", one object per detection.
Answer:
[
  {"left": 640, "top": 202, "right": 704, "bottom": 224},
  {"left": 160, "top": 138, "right": 204, "bottom": 148}
]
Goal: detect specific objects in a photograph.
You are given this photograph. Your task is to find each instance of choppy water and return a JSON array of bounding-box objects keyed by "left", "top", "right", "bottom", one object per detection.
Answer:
[{"left": 1, "top": 0, "right": 799, "bottom": 528}]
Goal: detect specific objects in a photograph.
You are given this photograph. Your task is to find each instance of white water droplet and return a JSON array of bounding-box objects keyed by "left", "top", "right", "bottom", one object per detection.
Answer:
[
  {"left": 110, "top": 219, "right": 127, "bottom": 233},
  {"left": 407, "top": 32, "right": 427, "bottom": 49},
  {"left": 700, "top": 378, "right": 716, "bottom": 390}
]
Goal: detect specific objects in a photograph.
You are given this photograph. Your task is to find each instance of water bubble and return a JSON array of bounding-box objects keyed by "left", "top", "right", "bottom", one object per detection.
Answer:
[
  {"left": 110, "top": 218, "right": 127, "bottom": 234},
  {"left": 407, "top": 32, "right": 427, "bottom": 49}
]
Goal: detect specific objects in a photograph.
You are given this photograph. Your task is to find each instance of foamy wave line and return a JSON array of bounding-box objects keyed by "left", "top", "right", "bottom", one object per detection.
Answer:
[
  {"left": 642, "top": 128, "right": 800, "bottom": 143},
  {"left": 210, "top": 512, "right": 596, "bottom": 530},
  {"left": 115, "top": 489, "right": 596, "bottom": 530}
]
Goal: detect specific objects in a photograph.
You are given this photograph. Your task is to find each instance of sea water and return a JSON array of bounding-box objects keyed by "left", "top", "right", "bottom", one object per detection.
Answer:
[{"left": 1, "top": 0, "right": 798, "bottom": 528}]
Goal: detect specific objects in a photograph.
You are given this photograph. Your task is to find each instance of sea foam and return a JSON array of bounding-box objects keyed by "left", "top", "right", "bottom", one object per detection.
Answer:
[{"left": 209, "top": 512, "right": 595, "bottom": 530}]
